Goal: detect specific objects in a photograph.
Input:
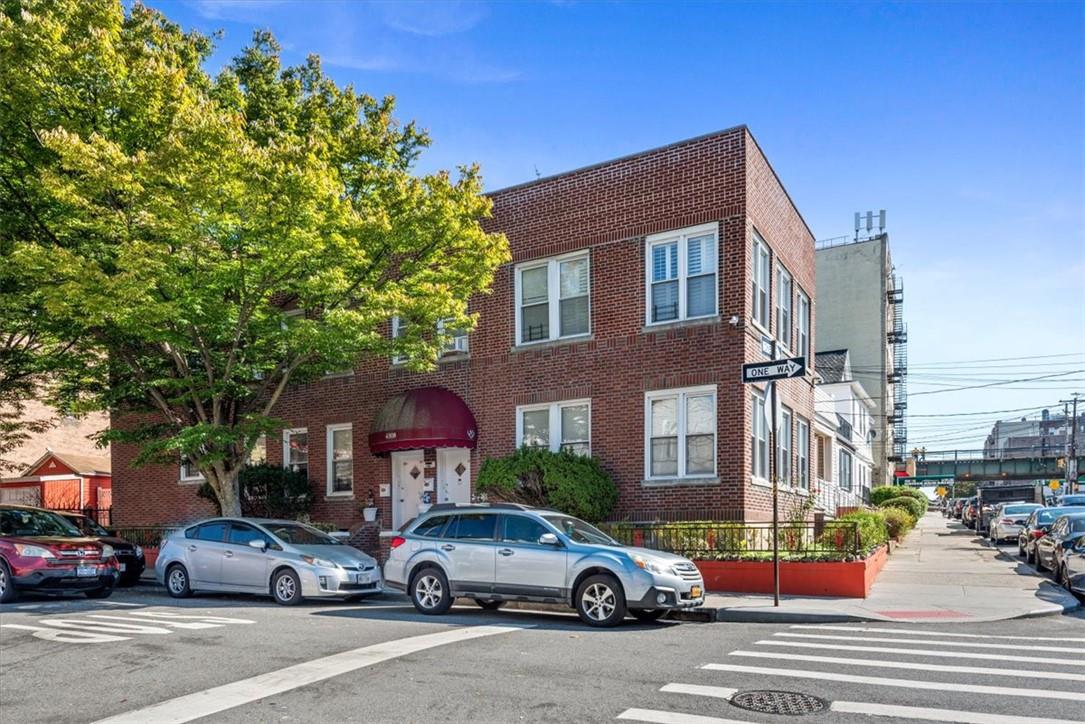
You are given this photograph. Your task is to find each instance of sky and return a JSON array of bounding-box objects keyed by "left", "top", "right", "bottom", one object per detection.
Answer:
[{"left": 154, "top": 0, "right": 1085, "bottom": 450}]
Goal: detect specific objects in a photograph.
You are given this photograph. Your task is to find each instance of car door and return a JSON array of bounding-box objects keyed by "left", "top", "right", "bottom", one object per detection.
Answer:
[
  {"left": 221, "top": 522, "right": 274, "bottom": 592},
  {"left": 494, "top": 515, "right": 568, "bottom": 600},
  {"left": 186, "top": 522, "right": 229, "bottom": 586},
  {"left": 1038, "top": 519, "right": 1062, "bottom": 567},
  {"left": 442, "top": 513, "right": 497, "bottom": 596}
]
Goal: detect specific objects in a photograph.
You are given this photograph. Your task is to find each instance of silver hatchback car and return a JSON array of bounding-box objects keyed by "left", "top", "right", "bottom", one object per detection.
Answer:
[
  {"left": 156, "top": 518, "right": 382, "bottom": 605},
  {"left": 384, "top": 503, "right": 705, "bottom": 627}
]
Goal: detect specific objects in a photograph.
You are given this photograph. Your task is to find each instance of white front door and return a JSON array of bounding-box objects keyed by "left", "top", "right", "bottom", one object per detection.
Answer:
[
  {"left": 436, "top": 448, "right": 471, "bottom": 505},
  {"left": 392, "top": 450, "right": 426, "bottom": 529}
]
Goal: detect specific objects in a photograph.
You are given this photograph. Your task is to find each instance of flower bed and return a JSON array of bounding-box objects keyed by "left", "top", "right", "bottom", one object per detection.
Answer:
[{"left": 695, "top": 544, "right": 890, "bottom": 598}]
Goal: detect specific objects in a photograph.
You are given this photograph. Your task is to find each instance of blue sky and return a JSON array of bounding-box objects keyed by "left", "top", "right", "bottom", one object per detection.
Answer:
[{"left": 159, "top": 0, "right": 1084, "bottom": 449}]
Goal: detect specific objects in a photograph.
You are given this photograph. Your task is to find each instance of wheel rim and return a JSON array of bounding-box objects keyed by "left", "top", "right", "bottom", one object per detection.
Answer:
[
  {"left": 276, "top": 575, "right": 296, "bottom": 601},
  {"left": 168, "top": 569, "right": 186, "bottom": 594},
  {"left": 415, "top": 575, "right": 443, "bottom": 609},
  {"left": 582, "top": 583, "right": 616, "bottom": 621},
  {"left": 0, "top": 566, "right": 6, "bottom": 596}
]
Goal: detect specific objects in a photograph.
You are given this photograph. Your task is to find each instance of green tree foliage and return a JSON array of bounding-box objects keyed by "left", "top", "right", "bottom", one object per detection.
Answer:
[
  {"left": 0, "top": 1, "right": 509, "bottom": 513},
  {"left": 197, "top": 463, "right": 313, "bottom": 519},
  {"left": 476, "top": 448, "right": 618, "bottom": 523}
]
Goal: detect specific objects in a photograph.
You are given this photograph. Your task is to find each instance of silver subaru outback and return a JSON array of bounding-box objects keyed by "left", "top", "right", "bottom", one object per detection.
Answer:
[{"left": 383, "top": 503, "right": 705, "bottom": 627}]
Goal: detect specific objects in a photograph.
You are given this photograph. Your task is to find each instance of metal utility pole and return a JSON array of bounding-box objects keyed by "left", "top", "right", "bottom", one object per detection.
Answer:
[{"left": 1061, "top": 394, "right": 1080, "bottom": 493}]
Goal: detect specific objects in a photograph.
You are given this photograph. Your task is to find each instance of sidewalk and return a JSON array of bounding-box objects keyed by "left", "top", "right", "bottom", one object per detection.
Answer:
[{"left": 702, "top": 512, "right": 1082, "bottom": 624}]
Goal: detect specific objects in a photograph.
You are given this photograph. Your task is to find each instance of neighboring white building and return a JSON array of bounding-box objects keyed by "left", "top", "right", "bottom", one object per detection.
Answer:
[{"left": 812, "top": 350, "right": 877, "bottom": 515}]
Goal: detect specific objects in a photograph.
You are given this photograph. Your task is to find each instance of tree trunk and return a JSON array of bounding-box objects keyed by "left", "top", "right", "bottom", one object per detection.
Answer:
[{"left": 207, "top": 466, "right": 243, "bottom": 517}]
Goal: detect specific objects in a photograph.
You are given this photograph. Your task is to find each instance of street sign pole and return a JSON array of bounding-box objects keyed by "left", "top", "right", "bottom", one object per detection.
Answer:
[{"left": 769, "top": 376, "right": 780, "bottom": 607}]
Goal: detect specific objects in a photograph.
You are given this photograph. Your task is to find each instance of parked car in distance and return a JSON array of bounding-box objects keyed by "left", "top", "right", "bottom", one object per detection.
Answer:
[
  {"left": 952, "top": 498, "right": 966, "bottom": 519},
  {"left": 0, "top": 504, "right": 118, "bottom": 603},
  {"left": 1064, "top": 534, "right": 1085, "bottom": 598},
  {"left": 57, "top": 512, "right": 145, "bottom": 587},
  {"left": 988, "top": 503, "right": 1043, "bottom": 543},
  {"left": 1055, "top": 494, "right": 1085, "bottom": 507},
  {"left": 1035, "top": 512, "right": 1085, "bottom": 576},
  {"left": 384, "top": 503, "right": 705, "bottom": 628},
  {"left": 962, "top": 497, "right": 979, "bottom": 529},
  {"left": 155, "top": 518, "right": 382, "bottom": 605},
  {"left": 1019, "top": 507, "right": 1081, "bottom": 564}
]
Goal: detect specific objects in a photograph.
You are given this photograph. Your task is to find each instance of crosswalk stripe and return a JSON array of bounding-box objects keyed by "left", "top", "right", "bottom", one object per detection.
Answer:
[
  {"left": 659, "top": 684, "right": 736, "bottom": 700},
  {"left": 700, "top": 663, "right": 1085, "bottom": 702},
  {"left": 756, "top": 639, "right": 1085, "bottom": 667},
  {"left": 729, "top": 650, "right": 1085, "bottom": 682},
  {"left": 791, "top": 625, "right": 1085, "bottom": 643},
  {"left": 617, "top": 709, "right": 753, "bottom": 724},
  {"left": 774, "top": 632, "right": 1078, "bottom": 653}
]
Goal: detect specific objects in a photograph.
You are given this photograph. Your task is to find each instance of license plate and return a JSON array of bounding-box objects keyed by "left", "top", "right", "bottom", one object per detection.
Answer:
[
  {"left": 355, "top": 573, "right": 372, "bottom": 584},
  {"left": 76, "top": 565, "right": 97, "bottom": 577},
  {"left": 117, "top": 563, "right": 126, "bottom": 572},
  {"left": 690, "top": 585, "right": 702, "bottom": 598}
]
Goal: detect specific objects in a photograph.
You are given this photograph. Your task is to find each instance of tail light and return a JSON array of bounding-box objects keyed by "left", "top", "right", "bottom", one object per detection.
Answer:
[
  {"left": 389, "top": 536, "right": 406, "bottom": 549},
  {"left": 1032, "top": 530, "right": 1046, "bottom": 538},
  {"left": 1000, "top": 518, "right": 1014, "bottom": 525}
]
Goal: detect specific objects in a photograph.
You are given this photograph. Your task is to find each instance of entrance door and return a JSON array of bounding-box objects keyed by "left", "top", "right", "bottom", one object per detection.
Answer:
[
  {"left": 436, "top": 448, "right": 471, "bottom": 506},
  {"left": 392, "top": 450, "right": 426, "bottom": 530}
]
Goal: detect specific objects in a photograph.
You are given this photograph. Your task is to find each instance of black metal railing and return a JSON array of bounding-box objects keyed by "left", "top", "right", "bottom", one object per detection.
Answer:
[
  {"left": 51, "top": 506, "right": 113, "bottom": 527},
  {"left": 108, "top": 526, "right": 179, "bottom": 548},
  {"left": 599, "top": 521, "right": 863, "bottom": 561}
]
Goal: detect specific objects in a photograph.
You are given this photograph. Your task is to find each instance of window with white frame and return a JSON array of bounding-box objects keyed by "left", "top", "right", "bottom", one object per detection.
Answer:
[
  {"left": 283, "top": 428, "right": 308, "bottom": 479},
  {"left": 180, "top": 456, "right": 204, "bottom": 482},
  {"left": 796, "top": 418, "right": 809, "bottom": 489},
  {"left": 391, "top": 317, "right": 468, "bottom": 364},
  {"left": 645, "top": 223, "right": 718, "bottom": 324},
  {"left": 516, "top": 253, "right": 589, "bottom": 345},
  {"left": 751, "top": 389, "right": 769, "bottom": 480},
  {"left": 751, "top": 233, "right": 771, "bottom": 330},
  {"left": 838, "top": 448, "right": 853, "bottom": 491},
  {"left": 326, "top": 424, "right": 352, "bottom": 495},
  {"left": 646, "top": 386, "right": 716, "bottom": 478},
  {"left": 516, "top": 400, "right": 590, "bottom": 455},
  {"left": 797, "top": 290, "right": 810, "bottom": 362},
  {"left": 779, "top": 406, "right": 792, "bottom": 485},
  {"left": 776, "top": 267, "right": 792, "bottom": 349}
]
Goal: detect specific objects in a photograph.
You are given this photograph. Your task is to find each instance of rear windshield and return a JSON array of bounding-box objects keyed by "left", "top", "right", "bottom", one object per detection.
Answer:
[
  {"left": 0, "top": 508, "right": 82, "bottom": 537},
  {"left": 1003, "top": 505, "right": 1040, "bottom": 515},
  {"left": 1036, "top": 509, "right": 1072, "bottom": 524},
  {"left": 266, "top": 523, "right": 341, "bottom": 546},
  {"left": 1061, "top": 495, "right": 1085, "bottom": 506}
]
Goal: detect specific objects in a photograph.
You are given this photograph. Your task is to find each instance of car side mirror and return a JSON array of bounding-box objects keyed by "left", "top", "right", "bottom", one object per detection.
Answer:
[
  {"left": 248, "top": 539, "right": 268, "bottom": 551},
  {"left": 538, "top": 533, "right": 560, "bottom": 547}
]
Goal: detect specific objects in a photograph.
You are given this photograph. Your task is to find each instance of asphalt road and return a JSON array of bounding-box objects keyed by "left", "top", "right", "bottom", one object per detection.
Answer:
[{"left": 1, "top": 586, "right": 1083, "bottom": 723}]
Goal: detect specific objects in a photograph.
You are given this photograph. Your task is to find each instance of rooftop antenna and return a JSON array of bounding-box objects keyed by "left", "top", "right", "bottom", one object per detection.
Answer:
[
  {"left": 854, "top": 209, "right": 886, "bottom": 240},
  {"left": 534, "top": 164, "right": 541, "bottom": 179}
]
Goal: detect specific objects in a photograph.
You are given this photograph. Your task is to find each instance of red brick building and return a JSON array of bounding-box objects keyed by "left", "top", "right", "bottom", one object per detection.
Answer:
[{"left": 112, "top": 126, "right": 817, "bottom": 529}]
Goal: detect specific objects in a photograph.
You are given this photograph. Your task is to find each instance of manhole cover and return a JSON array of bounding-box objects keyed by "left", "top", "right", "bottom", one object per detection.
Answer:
[{"left": 730, "top": 690, "right": 827, "bottom": 716}]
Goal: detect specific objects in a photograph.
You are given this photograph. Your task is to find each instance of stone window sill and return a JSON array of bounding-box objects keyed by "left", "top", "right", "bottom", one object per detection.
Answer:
[
  {"left": 641, "top": 316, "right": 721, "bottom": 335},
  {"left": 510, "top": 334, "right": 593, "bottom": 354},
  {"left": 640, "top": 476, "right": 720, "bottom": 488}
]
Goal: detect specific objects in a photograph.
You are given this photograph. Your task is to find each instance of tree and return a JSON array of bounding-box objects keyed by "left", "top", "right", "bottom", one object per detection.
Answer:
[{"left": 1, "top": 1, "right": 509, "bottom": 514}]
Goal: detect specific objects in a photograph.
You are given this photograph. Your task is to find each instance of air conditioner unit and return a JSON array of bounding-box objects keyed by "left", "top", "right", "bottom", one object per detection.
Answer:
[{"left": 444, "top": 335, "right": 469, "bottom": 355}]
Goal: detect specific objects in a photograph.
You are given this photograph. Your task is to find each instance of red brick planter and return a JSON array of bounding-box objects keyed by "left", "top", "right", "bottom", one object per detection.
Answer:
[{"left": 695, "top": 544, "right": 890, "bottom": 598}]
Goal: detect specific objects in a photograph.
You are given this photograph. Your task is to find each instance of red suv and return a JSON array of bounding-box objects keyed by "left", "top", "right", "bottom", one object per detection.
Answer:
[{"left": 0, "top": 505, "right": 119, "bottom": 603}]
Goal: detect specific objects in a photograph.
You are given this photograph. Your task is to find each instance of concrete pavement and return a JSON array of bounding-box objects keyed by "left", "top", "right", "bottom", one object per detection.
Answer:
[{"left": 704, "top": 512, "right": 1081, "bottom": 623}]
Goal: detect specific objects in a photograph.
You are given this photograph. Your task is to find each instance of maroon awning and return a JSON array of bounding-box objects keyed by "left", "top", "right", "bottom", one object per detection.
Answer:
[{"left": 368, "top": 386, "right": 478, "bottom": 455}]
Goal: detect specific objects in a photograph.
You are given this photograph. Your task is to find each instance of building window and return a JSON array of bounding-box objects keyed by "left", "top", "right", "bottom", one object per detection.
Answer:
[
  {"left": 516, "top": 252, "right": 590, "bottom": 345},
  {"left": 776, "top": 267, "right": 792, "bottom": 350},
  {"left": 516, "top": 400, "right": 590, "bottom": 455},
  {"left": 797, "top": 418, "right": 809, "bottom": 489},
  {"left": 248, "top": 435, "right": 267, "bottom": 466},
  {"left": 751, "top": 389, "right": 769, "bottom": 481},
  {"left": 778, "top": 407, "right": 792, "bottom": 485},
  {"left": 816, "top": 434, "right": 829, "bottom": 481},
  {"left": 283, "top": 428, "right": 308, "bottom": 479},
  {"left": 392, "top": 317, "right": 468, "bottom": 364},
  {"left": 838, "top": 449, "right": 854, "bottom": 491},
  {"left": 326, "top": 424, "right": 352, "bottom": 495},
  {"left": 797, "top": 290, "right": 810, "bottom": 362},
  {"left": 646, "top": 386, "right": 716, "bottom": 479},
  {"left": 645, "top": 223, "right": 718, "bottom": 325},
  {"left": 752, "top": 233, "right": 771, "bottom": 330},
  {"left": 180, "top": 456, "right": 204, "bottom": 482}
]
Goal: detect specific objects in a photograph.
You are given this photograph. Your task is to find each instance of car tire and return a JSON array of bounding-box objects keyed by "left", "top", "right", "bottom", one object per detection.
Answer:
[
  {"left": 474, "top": 599, "right": 506, "bottom": 611},
  {"left": 272, "top": 568, "right": 304, "bottom": 606},
  {"left": 85, "top": 586, "right": 114, "bottom": 599},
  {"left": 410, "top": 567, "right": 453, "bottom": 615},
  {"left": 1059, "top": 565, "right": 1072, "bottom": 591},
  {"left": 0, "top": 559, "right": 17, "bottom": 604},
  {"left": 575, "top": 574, "right": 627, "bottom": 628},
  {"left": 166, "top": 563, "right": 193, "bottom": 599},
  {"left": 1035, "top": 553, "right": 1045, "bottom": 573},
  {"left": 631, "top": 608, "right": 666, "bottom": 623}
]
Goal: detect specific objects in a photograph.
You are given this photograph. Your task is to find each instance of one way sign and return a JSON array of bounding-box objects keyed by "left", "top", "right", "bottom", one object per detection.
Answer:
[{"left": 742, "top": 357, "right": 806, "bottom": 383}]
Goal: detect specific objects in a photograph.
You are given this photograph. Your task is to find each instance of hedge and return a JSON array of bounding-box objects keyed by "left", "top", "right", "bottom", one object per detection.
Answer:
[
  {"left": 871, "top": 485, "right": 929, "bottom": 513},
  {"left": 880, "top": 506, "right": 915, "bottom": 540},
  {"left": 835, "top": 510, "right": 889, "bottom": 554},
  {"left": 880, "top": 495, "right": 925, "bottom": 519},
  {"left": 476, "top": 447, "right": 618, "bottom": 522}
]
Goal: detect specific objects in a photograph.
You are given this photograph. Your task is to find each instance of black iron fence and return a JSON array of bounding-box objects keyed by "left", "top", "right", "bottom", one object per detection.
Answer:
[
  {"left": 51, "top": 506, "right": 113, "bottom": 527},
  {"left": 108, "top": 526, "right": 179, "bottom": 548},
  {"left": 599, "top": 520, "right": 863, "bottom": 561}
]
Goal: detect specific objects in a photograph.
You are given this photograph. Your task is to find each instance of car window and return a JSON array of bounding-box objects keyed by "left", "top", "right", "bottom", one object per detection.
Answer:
[
  {"left": 448, "top": 514, "right": 497, "bottom": 541},
  {"left": 0, "top": 508, "right": 82, "bottom": 537},
  {"left": 542, "top": 514, "right": 618, "bottom": 545},
  {"left": 228, "top": 522, "right": 275, "bottom": 548},
  {"left": 1003, "top": 505, "right": 1039, "bottom": 516},
  {"left": 1073, "top": 519, "right": 1085, "bottom": 533},
  {"left": 265, "top": 523, "right": 342, "bottom": 546},
  {"left": 195, "top": 522, "right": 228, "bottom": 542},
  {"left": 413, "top": 515, "right": 451, "bottom": 538},
  {"left": 1063, "top": 495, "right": 1085, "bottom": 506},
  {"left": 502, "top": 516, "right": 549, "bottom": 544}
]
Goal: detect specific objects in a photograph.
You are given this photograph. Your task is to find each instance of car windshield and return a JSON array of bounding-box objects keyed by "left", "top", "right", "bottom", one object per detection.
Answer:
[
  {"left": 67, "top": 516, "right": 110, "bottom": 536},
  {"left": 1003, "top": 505, "right": 1039, "bottom": 516},
  {"left": 542, "top": 515, "right": 617, "bottom": 545},
  {"left": 1061, "top": 495, "right": 1085, "bottom": 506},
  {"left": 1036, "top": 508, "right": 1073, "bottom": 524},
  {"left": 1, "top": 508, "right": 83, "bottom": 537},
  {"left": 266, "top": 523, "right": 341, "bottom": 546}
]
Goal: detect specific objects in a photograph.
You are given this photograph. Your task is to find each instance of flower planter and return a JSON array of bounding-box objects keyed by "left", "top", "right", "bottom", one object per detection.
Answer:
[
  {"left": 695, "top": 544, "right": 890, "bottom": 598},
  {"left": 362, "top": 507, "right": 378, "bottom": 522}
]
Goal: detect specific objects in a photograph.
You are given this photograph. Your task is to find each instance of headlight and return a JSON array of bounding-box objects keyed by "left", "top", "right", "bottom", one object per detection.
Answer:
[
  {"left": 632, "top": 555, "right": 664, "bottom": 574},
  {"left": 14, "top": 544, "right": 55, "bottom": 559},
  {"left": 100, "top": 544, "right": 114, "bottom": 559},
  {"left": 301, "top": 555, "right": 339, "bottom": 569},
  {"left": 134, "top": 545, "right": 143, "bottom": 557}
]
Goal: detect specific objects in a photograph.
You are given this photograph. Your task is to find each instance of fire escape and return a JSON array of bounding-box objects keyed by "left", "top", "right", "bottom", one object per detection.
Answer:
[{"left": 886, "top": 273, "right": 907, "bottom": 462}]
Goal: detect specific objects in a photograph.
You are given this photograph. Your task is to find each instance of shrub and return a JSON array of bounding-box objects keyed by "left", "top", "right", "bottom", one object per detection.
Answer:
[
  {"left": 879, "top": 495, "right": 925, "bottom": 519},
  {"left": 880, "top": 506, "right": 915, "bottom": 540},
  {"left": 835, "top": 510, "right": 888, "bottom": 553},
  {"left": 871, "top": 485, "right": 929, "bottom": 512},
  {"left": 476, "top": 447, "right": 618, "bottom": 523},
  {"left": 198, "top": 463, "right": 314, "bottom": 519}
]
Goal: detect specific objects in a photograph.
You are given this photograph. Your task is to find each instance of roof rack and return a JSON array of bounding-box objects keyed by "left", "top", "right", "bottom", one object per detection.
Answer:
[{"left": 426, "top": 502, "right": 535, "bottom": 512}]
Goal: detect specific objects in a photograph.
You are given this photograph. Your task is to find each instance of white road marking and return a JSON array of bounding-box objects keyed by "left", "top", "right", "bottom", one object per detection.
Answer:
[
  {"left": 791, "top": 625, "right": 1085, "bottom": 643},
  {"left": 124, "top": 611, "right": 255, "bottom": 625},
  {"left": 659, "top": 684, "right": 736, "bottom": 700},
  {"left": 729, "top": 650, "right": 1085, "bottom": 682},
  {"left": 0, "top": 623, "right": 129, "bottom": 643},
  {"left": 755, "top": 639, "right": 1085, "bottom": 667},
  {"left": 618, "top": 709, "right": 753, "bottom": 724},
  {"left": 700, "top": 663, "right": 1085, "bottom": 702},
  {"left": 40, "top": 619, "right": 171, "bottom": 635},
  {"left": 87, "top": 615, "right": 222, "bottom": 631},
  {"left": 774, "top": 632, "right": 1077, "bottom": 653},
  {"left": 93, "top": 624, "right": 531, "bottom": 724},
  {"left": 96, "top": 601, "right": 143, "bottom": 607}
]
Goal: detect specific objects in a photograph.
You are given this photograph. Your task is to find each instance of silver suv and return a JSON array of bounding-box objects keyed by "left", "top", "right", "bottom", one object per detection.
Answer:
[{"left": 383, "top": 503, "right": 705, "bottom": 627}]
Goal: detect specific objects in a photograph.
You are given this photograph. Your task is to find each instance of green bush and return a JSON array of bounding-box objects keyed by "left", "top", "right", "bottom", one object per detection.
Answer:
[
  {"left": 835, "top": 510, "right": 888, "bottom": 553},
  {"left": 880, "top": 506, "right": 915, "bottom": 539},
  {"left": 871, "top": 485, "right": 929, "bottom": 513},
  {"left": 879, "top": 495, "right": 925, "bottom": 519},
  {"left": 197, "top": 463, "right": 314, "bottom": 519},
  {"left": 476, "top": 447, "right": 618, "bottom": 523}
]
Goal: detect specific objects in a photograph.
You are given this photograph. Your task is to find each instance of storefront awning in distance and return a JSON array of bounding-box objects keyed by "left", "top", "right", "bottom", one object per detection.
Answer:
[{"left": 368, "top": 386, "right": 478, "bottom": 455}]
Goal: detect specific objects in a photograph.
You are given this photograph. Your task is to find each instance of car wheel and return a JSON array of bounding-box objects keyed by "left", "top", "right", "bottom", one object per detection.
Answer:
[
  {"left": 1018, "top": 543, "right": 1026, "bottom": 557},
  {"left": 474, "top": 599, "right": 506, "bottom": 611},
  {"left": 84, "top": 586, "right": 114, "bottom": 599},
  {"left": 272, "top": 569, "right": 304, "bottom": 606},
  {"left": 1026, "top": 547, "right": 1035, "bottom": 564},
  {"left": 631, "top": 608, "right": 666, "bottom": 623},
  {"left": 1035, "top": 553, "right": 1045, "bottom": 572},
  {"left": 0, "top": 560, "right": 17, "bottom": 604},
  {"left": 1059, "top": 565, "right": 1073, "bottom": 591},
  {"left": 575, "top": 574, "right": 627, "bottom": 628},
  {"left": 166, "top": 564, "right": 193, "bottom": 598},
  {"left": 410, "top": 567, "right": 453, "bottom": 615}
]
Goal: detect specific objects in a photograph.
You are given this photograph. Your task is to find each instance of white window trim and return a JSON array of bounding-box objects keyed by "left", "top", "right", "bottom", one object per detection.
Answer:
[
  {"left": 644, "top": 222, "right": 719, "bottom": 327},
  {"left": 515, "top": 399, "right": 591, "bottom": 454},
  {"left": 644, "top": 384, "right": 717, "bottom": 480},
  {"left": 514, "top": 250, "right": 591, "bottom": 346},
  {"left": 282, "top": 427, "right": 308, "bottom": 477},
  {"left": 436, "top": 318, "right": 469, "bottom": 356},
  {"left": 751, "top": 388, "right": 769, "bottom": 485},
  {"left": 797, "top": 289, "right": 810, "bottom": 363},
  {"left": 751, "top": 232, "right": 771, "bottom": 334},
  {"left": 179, "top": 456, "right": 204, "bottom": 484},
  {"left": 796, "top": 417, "right": 810, "bottom": 490},
  {"left": 776, "top": 265, "right": 793, "bottom": 352},
  {"left": 325, "top": 423, "right": 353, "bottom": 497},
  {"left": 779, "top": 406, "right": 793, "bottom": 487},
  {"left": 838, "top": 448, "right": 854, "bottom": 491}
]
